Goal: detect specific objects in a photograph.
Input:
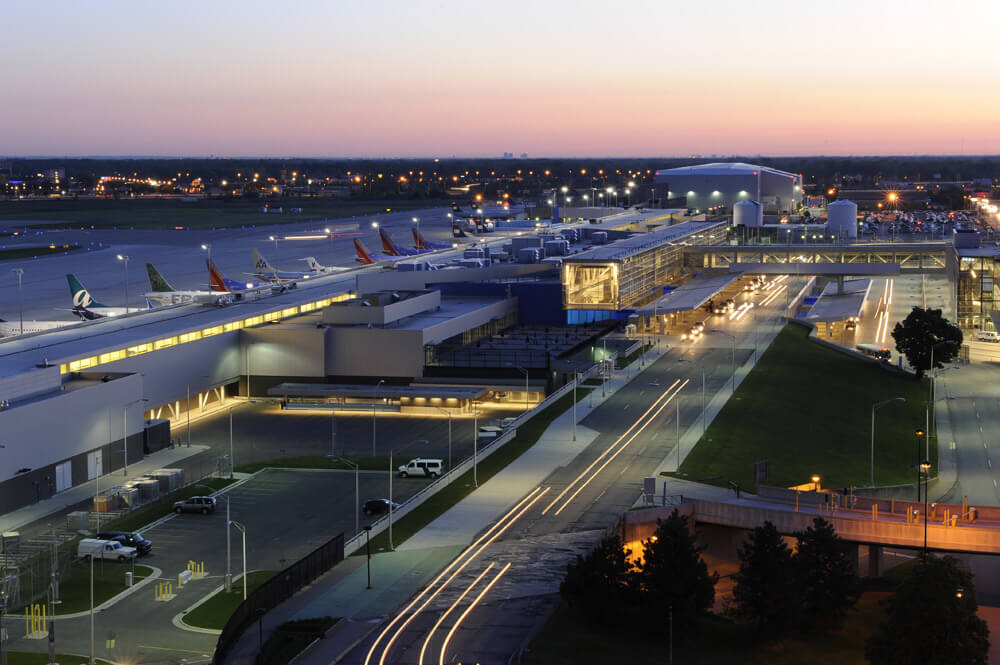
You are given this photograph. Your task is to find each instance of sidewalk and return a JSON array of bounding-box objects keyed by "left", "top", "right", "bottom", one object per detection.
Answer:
[
  {"left": 219, "top": 346, "right": 663, "bottom": 665},
  {"left": 0, "top": 444, "right": 210, "bottom": 536}
]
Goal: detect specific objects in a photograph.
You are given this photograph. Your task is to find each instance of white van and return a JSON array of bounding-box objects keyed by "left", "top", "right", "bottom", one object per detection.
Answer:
[
  {"left": 975, "top": 330, "right": 1000, "bottom": 343},
  {"left": 77, "top": 538, "right": 138, "bottom": 562},
  {"left": 397, "top": 458, "right": 444, "bottom": 478}
]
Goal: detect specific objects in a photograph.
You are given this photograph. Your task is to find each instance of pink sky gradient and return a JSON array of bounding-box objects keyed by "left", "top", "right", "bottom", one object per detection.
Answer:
[{"left": 4, "top": 0, "right": 1000, "bottom": 156}]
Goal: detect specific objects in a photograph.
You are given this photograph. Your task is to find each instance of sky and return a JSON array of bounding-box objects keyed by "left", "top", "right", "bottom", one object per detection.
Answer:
[{"left": 3, "top": 0, "right": 1000, "bottom": 157}]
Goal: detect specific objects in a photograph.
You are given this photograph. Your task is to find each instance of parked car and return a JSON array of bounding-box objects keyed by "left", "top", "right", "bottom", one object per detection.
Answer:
[
  {"left": 97, "top": 531, "right": 152, "bottom": 555},
  {"left": 363, "top": 498, "right": 400, "bottom": 516},
  {"left": 77, "top": 538, "right": 137, "bottom": 562},
  {"left": 173, "top": 496, "right": 216, "bottom": 514},
  {"left": 975, "top": 330, "right": 1000, "bottom": 343},
  {"left": 397, "top": 458, "right": 444, "bottom": 479}
]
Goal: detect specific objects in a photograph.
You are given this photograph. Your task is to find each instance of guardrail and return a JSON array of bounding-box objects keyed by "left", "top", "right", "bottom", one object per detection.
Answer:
[{"left": 343, "top": 378, "right": 579, "bottom": 555}]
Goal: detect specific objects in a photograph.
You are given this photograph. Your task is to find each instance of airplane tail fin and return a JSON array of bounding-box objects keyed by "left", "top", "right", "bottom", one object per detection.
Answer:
[
  {"left": 379, "top": 229, "right": 400, "bottom": 256},
  {"left": 145, "top": 263, "right": 175, "bottom": 292},
  {"left": 66, "top": 274, "right": 108, "bottom": 309},
  {"left": 207, "top": 259, "right": 230, "bottom": 292},
  {"left": 354, "top": 239, "right": 375, "bottom": 265},
  {"left": 302, "top": 257, "right": 322, "bottom": 272},
  {"left": 252, "top": 248, "right": 276, "bottom": 275},
  {"left": 412, "top": 228, "right": 427, "bottom": 250}
]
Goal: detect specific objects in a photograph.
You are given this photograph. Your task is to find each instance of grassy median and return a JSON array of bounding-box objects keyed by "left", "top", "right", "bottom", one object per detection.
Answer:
[
  {"left": 7, "top": 653, "right": 113, "bottom": 665},
  {"left": 671, "top": 324, "right": 931, "bottom": 490},
  {"left": 30, "top": 561, "right": 155, "bottom": 615},
  {"left": 357, "top": 388, "right": 591, "bottom": 553},
  {"left": 182, "top": 570, "right": 277, "bottom": 630}
]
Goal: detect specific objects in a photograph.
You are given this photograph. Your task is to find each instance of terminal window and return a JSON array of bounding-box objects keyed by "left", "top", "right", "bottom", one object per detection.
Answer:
[{"left": 564, "top": 263, "right": 619, "bottom": 309}]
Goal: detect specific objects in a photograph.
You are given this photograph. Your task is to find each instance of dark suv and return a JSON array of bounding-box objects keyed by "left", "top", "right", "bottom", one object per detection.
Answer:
[
  {"left": 173, "top": 496, "right": 216, "bottom": 514},
  {"left": 97, "top": 531, "right": 152, "bottom": 555},
  {"left": 363, "top": 498, "right": 400, "bottom": 516}
]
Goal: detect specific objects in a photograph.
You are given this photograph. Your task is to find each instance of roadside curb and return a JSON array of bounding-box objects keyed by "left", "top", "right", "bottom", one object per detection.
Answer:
[
  {"left": 172, "top": 569, "right": 265, "bottom": 635},
  {"left": 9, "top": 565, "right": 162, "bottom": 620}
]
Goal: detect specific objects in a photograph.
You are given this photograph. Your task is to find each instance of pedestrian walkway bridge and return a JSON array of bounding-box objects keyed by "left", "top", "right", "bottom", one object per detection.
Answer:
[{"left": 683, "top": 242, "right": 950, "bottom": 273}]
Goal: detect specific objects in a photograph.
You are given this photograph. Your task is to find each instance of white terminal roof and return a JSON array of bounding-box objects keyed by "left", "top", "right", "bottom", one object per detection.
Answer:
[
  {"left": 565, "top": 221, "right": 726, "bottom": 263},
  {"left": 655, "top": 162, "right": 799, "bottom": 179}
]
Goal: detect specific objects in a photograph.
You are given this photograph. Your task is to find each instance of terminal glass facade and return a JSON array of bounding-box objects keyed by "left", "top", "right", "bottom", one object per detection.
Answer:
[
  {"left": 957, "top": 255, "right": 1000, "bottom": 332},
  {"left": 563, "top": 222, "right": 727, "bottom": 311}
]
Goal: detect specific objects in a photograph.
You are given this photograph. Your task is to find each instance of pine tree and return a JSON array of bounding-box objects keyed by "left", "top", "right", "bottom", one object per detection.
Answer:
[
  {"left": 560, "top": 534, "right": 634, "bottom": 628},
  {"left": 794, "top": 517, "right": 859, "bottom": 630},
  {"left": 733, "top": 521, "right": 798, "bottom": 639}
]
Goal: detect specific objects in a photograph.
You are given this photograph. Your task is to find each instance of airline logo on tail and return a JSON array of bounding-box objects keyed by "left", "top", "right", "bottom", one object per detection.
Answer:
[
  {"left": 354, "top": 239, "right": 377, "bottom": 265},
  {"left": 252, "top": 249, "right": 276, "bottom": 275},
  {"left": 146, "top": 263, "right": 174, "bottom": 292},
  {"left": 67, "top": 274, "right": 108, "bottom": 309},
  {"left": 379, "top": 229, "right": 402, "bottom": 256},
  {"left": 304, "top": 257, "right": 323, "bottom": 272},
  {"left": 207, "top": 259, "right": 231, "bottom": 292}
]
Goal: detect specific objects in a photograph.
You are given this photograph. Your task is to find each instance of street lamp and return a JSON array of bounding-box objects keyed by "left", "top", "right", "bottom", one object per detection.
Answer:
[
  {"left": 871, "top": 397, "right": 906, "bottom": 487},
  {"left": 268, "top": 235, "right": 277, "bottom": 250},
  {"left": 915, "top": 428, "right": 926, "bottom": 502},
  {"left": 328, "top": 456, "right": 359, "bottom": 536},
  {"left": 228, "top": 520, "right": 248, "bottom": 600},
  {"left": 372, "top": 379, "right": 385, "bottom": 456},
  {"left": 363, "top": 525, "right": 373, "bottom": 589},
  {"left": 921, "top": 460, "right": 932, "bottom": 556},
  {"left": 389, "top": 439, "right": 428, "bottom": 550},
  {"left": 412, "top": 216, "right": 420, "bottom": 232},
  {"left": 710, "top": 330, "right": 737, "bottom": 395},
  {"left": 201, "top": 243, "right": 211, "bottom": 264},
  {"left": 116, "top": 254, "right": 130, "bottom": 314},
  {"left": 506, "top": 363, "right": 530, "bottom": 412},
  {"left": 431, "top": 406, "right": 453, "bottom": 470},
  {"left": 198, "top": 484, "right": 232, "bottom": 592},
  {"left": 11, "top": 268, "right": 23, "bottom": 336}
]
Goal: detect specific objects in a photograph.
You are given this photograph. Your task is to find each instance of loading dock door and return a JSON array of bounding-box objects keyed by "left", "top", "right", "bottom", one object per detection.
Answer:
[
  {"left": 55, "top": 461, "right": 72, "bottom": 493},
  {"left": 87, "top": 450, "right": 103, "bottom": 481}
]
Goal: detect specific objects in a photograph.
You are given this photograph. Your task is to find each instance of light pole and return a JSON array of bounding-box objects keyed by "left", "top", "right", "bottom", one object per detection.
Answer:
[
  {"left": 506, "top": 363, "right": 529, "bottom": 412},
  {"left": 363, "top": 525, "right": 373, "bottom": 589},
  {"left": 269, "top": 235, "right": 277, "bottom": 251},
  {"left": 710, "top": 330, "right": 737, "bottom": 395},
  {"left": 198, "top": 484, "right": 232, "bottom": 592},
  {"left": 228, "top": 520, "right": 248, "bottom": 600},
  {"left": 116, "top": 254, "right": 130, "bottom": 313},
  {"left": 330, "top": 401, "right": 337, "bottom": 457},
  {"left": 472, "top": 401, "right": 480, "bottom": 487},
  {"left": 329, "top": 456, "right": 359, "bottom": 536},
  {"left": 432, "top": 406, "right": 453, "bottom": 470},
  {"left": 89, "top": 551, "right": 94, "bottom": 665},
  {"left": 389, "top": 439, "right": 428, "bottom": 550},
  {"left": 11, "top": 269, "right": 23, "bottom": 336},
  {"left": 921, "top": 460, "right": 932, "bottom": 556},
  {"left": 915, "top": 428, "right": 926, "bottom": 502},
  {"left": 372, "top": 379, "right": 384, "bottom": 456},
  {"left": 412, "top": 216, "right": 420, "bottom": 233},
  {"left": 201, "top": 243, "right": 211, "bottom": 264},
  {"left": 122, "top": 398, "right": 148, "bottom": 476},
  {"left": 870, "top": 398, "right": 905, "bottom": 487}
]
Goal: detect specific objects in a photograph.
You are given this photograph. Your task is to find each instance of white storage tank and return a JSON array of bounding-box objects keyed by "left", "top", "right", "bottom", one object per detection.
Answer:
[
  {"left": 733, "top": 199, "right": 763, "bottom": 227},
  {"left": 827, "top": 200, "right": 858, "bottom": 239}
]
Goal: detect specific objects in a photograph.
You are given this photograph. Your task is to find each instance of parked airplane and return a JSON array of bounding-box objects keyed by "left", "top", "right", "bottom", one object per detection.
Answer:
[
  {"left": 0, "top": 318, "right": 74, "bottom": 338},
  {"left": 353, "top": 239, "right": 392, "bottom": 265},
  {"left": 66, "top": 274, "right": 136, "bottom": 318},
  {"left": 145, "top": 263, "right": 234, "bottom": 306},
  {"left": 251, "top": 249, "right": 311, "bottom": 282},
  {"left": 412, "top": 228, "right": 453, "bottom": 250},
  {"left": 300, "top": 257, "right": 350, "bottom": 274},
  {"left": 379, "top": 228, "right": 428, "bottom": 257},
  {"left": 208, "top": 259, "right": 295, "bottom": 296}
]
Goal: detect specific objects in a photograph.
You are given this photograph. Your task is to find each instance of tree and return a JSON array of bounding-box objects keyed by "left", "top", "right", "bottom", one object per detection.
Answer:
[
  {"left": 733, "top": 521, "right": 798, "bottom": 640},
  {"left": 891, "top": 307, "right": 962, "bottom": 379},
  {"left": 560, "top": 534, "right": 634, "bottom": 628},
  {"left": 867, "top": 555, "right": 989, "bottom": 665},
  {"left": 794, "top": 517, "right": 859, "bottom": 630},
  {"left": 632, "top": 510, "right": 716, "bottom": 638}
]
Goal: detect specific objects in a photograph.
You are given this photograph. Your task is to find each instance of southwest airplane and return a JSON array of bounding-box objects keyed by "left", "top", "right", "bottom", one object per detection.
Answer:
[
  {"left": 379, "top": 228, "right": 429, "bottom": 257},
  {"left": 208, "top": 259, "right": 295, "bottom": 295},
  {"left": 145, "top": 263, "right": 234, "bottom": 306},
  {"left": 412, "top": 228, "right": 453, "bottom": 251},
  {"left": 353, "top": 239, "right": 392, "bottom": 265}
]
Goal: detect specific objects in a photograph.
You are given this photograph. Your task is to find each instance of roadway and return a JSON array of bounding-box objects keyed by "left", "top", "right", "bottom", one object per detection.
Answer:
[{"left": 338, "top": 278, "right": 802, "bottom": 665}]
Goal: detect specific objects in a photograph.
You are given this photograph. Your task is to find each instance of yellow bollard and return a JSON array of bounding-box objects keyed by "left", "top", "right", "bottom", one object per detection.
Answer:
[{"left": 952, "top": 515, "right": 958, "bottom": 527}]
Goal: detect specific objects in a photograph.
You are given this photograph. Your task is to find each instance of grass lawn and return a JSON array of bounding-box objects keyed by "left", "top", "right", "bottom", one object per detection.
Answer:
[
  {"left": 670, "top": 324, "right": 931, "bottom": 490},
  {"left": 256, "top": 617, "right": 338, "bottom": 665},
  {"left": 183, "top": 570, "right": 277, "bottom": 630},
  {"left": 357, "top": 389, "right": 591, "bottom": 553},
  {"left": 29, "top": 561, "right": 155, "bottom": 615},
  {"left": 101, "top": 477, "right": 235, "bottom": 533},
  {"left": 7, "top": 653, "right": 113, "bottom": 665},
  {"left": 0, "top": 198, "right": 440, "bottom": 230},
  {"left": 525, "top": 594, "right": 889, "bottom": 665},
  {"left": 0, "top": 244, "right": 82, "bottom": 261}
]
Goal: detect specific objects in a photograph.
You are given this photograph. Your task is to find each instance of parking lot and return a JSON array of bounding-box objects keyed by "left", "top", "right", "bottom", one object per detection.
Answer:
[{"left": 188, "top": 401, "right": 486, "bottom": 471}]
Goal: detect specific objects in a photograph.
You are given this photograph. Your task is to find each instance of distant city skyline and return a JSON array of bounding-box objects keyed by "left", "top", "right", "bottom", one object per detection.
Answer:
[{"left": 4, "top": 0, "right": 999, "bottom": 157}]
